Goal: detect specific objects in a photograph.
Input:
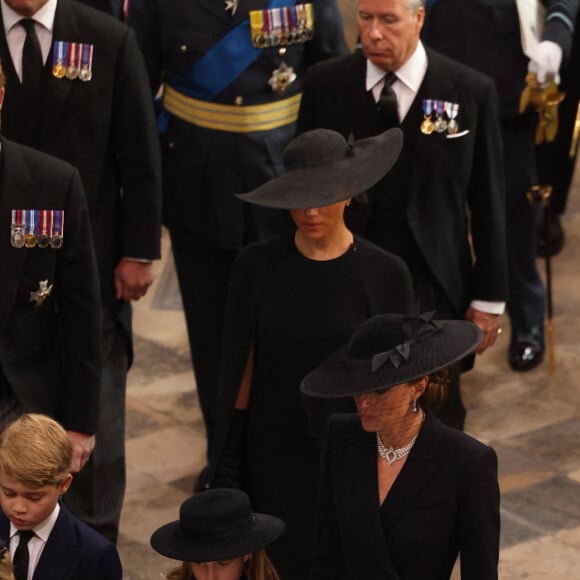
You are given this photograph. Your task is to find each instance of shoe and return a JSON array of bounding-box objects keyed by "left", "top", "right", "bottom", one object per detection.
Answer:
[
  {"left": 509, "top": 326, "right": 545, "bottom": 372},
  {"left": 537, "top": 212, "right": 565, "bottom": 257}
]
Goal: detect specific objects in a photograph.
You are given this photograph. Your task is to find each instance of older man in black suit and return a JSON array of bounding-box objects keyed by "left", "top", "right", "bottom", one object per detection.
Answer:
[
  {"left": 0, "top": 0, "right": 162, "bottom": 542},
  {"left": 297, "top": 0, "right": 508, "bottom": 430},
  {"left": 0, "top": 64, "right": 101, "bottom": 466}
]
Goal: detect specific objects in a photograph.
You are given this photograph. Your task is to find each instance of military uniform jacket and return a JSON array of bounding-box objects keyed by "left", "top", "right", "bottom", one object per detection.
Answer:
[
  {"left": 0, "top": 0, "right": 162, "bottom": 328},
  {"left": 0, "top": 138, "right": 101, "bottom": 434},
  {"left": 128, "top": 0, "right": 347, "bottom": 250}
]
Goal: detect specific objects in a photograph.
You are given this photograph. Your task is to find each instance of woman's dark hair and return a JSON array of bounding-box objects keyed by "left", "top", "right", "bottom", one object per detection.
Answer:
[{"left": 417, "top": 365, "right": 456, "bottom": 409}]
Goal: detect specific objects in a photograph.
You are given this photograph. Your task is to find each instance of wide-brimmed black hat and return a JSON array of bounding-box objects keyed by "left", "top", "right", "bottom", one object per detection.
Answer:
[
  {"left": 300, "top": 312, "right": 482, "bottom": 398},
  {"left": 150, "top": 489, "right": 285, "bottom": 562},
  {"left": 235, "top": 127, "right": 403, "bottom": 209}
]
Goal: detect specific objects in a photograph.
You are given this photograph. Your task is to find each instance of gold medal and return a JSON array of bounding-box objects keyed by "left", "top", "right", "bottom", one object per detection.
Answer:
[
  {"left": 25, "top": 232, "right": 37, "bottom": 248},
  {"left": 420, "top": 116, "right": 435, "bottom": 135},
  {"left": 52, "top": 60, "right": 66, "bottom": 79}
]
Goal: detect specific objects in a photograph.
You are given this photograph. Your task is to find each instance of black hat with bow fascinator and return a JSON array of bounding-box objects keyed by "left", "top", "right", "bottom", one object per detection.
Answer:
[{"left": 300, "top": 312, "right": 482, "bottom": 398}]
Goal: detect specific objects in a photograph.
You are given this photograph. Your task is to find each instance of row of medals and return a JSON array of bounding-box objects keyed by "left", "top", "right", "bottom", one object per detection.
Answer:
[
  {"left": 250, "top": 4, "right": 314, "bottom": 48},
  {"left": 11, "top": 225, "right": 63, "bottom": 249},
  {"left": 420, "top": 100, "right": 460, "bottom": 135},
  {"left": 52, "top": 42, "right": 93, "bottom": 81}
]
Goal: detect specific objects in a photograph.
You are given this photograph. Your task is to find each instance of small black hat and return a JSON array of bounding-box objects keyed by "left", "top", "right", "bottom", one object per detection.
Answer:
[
  {"left": 300, "top": 312, "right": 482, "bottom": 398},
  {"left": 150, "top": 489, "right": 285, "bottom": 562},
  {"left": 235, "top": 127, "right": 403, "bottom": 209}
]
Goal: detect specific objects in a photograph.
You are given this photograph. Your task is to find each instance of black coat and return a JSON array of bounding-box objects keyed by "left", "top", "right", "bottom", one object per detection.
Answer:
[
  {"left": 0, "top": 0, "right": 162, "bottom": 337},
  {"left": 313, "top": 413, "right": 500, "bottom": 580},
  {"left": 297, "top": 49, "right": 508, "bottom": 318},
  {"left": 0, "top": 138, "right": 101, "bottom": 434}
]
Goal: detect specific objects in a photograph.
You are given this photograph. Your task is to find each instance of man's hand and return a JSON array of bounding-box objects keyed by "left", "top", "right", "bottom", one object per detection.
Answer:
[
  {"left": 529, "top": 40, "right": 563, "bottom": 85},
  {"left": 114, "top": 258, "right": 154, "bottom": 301},
  {"left": 465, "top": 307, "right": 502, "bottom": 354},
  {"left": 66, "top": 431, "right": 96, "bottom": 473}
]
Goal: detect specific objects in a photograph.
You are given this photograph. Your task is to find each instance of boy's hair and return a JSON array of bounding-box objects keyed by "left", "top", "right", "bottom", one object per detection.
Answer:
[{"left": 0, "top": 414, "right": 72, "bottom": 488}]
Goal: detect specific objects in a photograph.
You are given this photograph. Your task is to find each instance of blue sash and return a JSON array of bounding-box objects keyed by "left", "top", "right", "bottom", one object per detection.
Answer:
[{"left": 169, "top": 0, "right": 291, "bottom": 101}]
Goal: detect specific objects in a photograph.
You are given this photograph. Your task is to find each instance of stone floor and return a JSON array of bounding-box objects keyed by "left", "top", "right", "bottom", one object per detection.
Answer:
[{"left": 118, "top": 171, "right": 580, "bottom": 577}]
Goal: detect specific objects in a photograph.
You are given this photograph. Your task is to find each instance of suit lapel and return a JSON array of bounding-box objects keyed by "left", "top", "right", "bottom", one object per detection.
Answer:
[
  {"left": 0, "top": 140, "right": 33, "bottom": 334},
  {"left": 33, "top": 505, "right": 77, "bottom": 579},
  {"left": 41, "top": 0, "right": 78, "bottom": 139},
  {"left": 380, "top": 414, "right": 441, "bottom": 531},
  {"left": 344, "top": 427, "right": 402, "bottom": 578}
]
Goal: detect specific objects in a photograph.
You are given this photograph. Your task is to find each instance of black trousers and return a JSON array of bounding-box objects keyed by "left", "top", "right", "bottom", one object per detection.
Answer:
[{"left": 169, "top": 228, "right": 237, "bottom": 460}]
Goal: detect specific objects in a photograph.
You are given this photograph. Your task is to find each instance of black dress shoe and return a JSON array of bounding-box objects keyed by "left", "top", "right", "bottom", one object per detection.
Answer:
[
  {"left": 537, "top": 212, "right": 565, "bottom": 257},
  {"left": 509, "top": 327, "right": 545, "bottom": 372}
]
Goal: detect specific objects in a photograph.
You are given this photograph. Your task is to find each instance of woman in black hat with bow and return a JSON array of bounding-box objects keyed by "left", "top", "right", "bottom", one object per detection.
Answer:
[
  {"left": 151, "top": 489, "right": 285, "bottom": 580},
  {"left": 301, "top": 312, "right": 500, "bottom": 579},
  {"left": 210, "top": 128, "right": 414, "bottom": 579}
]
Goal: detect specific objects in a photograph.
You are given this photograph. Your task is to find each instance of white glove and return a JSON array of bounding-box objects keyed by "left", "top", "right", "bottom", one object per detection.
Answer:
[{"left": 528, "top": 40, "right": 563, "bottom": 85}]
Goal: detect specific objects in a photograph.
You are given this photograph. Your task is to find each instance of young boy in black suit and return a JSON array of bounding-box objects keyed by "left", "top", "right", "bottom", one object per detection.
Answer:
[{"left": 0, "top": 415, "right": 122, "bottom": 580}]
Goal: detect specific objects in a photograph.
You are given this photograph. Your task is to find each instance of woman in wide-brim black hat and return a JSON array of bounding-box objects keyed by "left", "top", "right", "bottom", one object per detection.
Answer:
[
  {"left": 151, "top": 489, "right": 285, "bottom": 580},
  {"left": 209, "top": 127, "right": 415, "bottom": 579},
  {"left": 300, "top": 312, "right": 500, "bottom": 580}
]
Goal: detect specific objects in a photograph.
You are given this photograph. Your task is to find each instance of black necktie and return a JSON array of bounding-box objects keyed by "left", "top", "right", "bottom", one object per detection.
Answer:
[
  {"left": 13, "top": 530, "right": 34, "bottom": 580},
  {"left": 20, "top": 19, "right": 44, "bottom": 93},
  {"left": 377, "top": 73, "right": 399, "bottom": 128}
]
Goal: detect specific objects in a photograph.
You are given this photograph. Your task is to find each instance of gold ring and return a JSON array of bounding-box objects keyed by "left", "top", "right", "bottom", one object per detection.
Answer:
[{"left": 497, "top": 327, "right": 503, "bottom": 336}]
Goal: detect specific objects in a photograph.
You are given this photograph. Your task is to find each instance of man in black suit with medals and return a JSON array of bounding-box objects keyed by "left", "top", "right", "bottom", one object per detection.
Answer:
[
  {"left": 297, "top": 0, "right": 508, "bottom": 430},
  {"left": 0, "top": 0, "right": 162, "bottom": 542},
  {"left": 0, "top": 62, "right": 102, "bottom": 472}
]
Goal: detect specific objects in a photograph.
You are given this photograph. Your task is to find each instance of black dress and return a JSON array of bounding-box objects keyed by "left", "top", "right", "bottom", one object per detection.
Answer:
[{"left": 214, "top": 233, "right": 413, "bottom": 580}]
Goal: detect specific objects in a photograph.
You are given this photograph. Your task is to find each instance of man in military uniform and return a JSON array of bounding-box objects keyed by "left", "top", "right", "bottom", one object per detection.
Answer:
[
  {"left": 422, "top": 0, "right": 579, "bottom": 371},
  {"left": 0, "top": 0, "right": 162, "bottom": 542},
  {"left": 0, "top": 61, "right": 102, "bottom": 473},
  {"left": 128, "top": 0, "right": 347, "bottom": 477}
]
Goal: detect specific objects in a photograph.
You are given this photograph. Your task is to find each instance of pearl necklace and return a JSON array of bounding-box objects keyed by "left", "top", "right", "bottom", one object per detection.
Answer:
[{"left": 376, "top": 416, "right": 424, "bottom": 466}]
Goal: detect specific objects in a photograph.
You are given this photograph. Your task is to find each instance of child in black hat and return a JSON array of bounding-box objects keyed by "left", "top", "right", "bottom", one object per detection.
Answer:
[{"left": 151, "top": 489, "right": 285, "bottom": 580}]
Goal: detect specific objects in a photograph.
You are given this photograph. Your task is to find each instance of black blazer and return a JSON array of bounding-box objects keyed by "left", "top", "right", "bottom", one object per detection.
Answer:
[
  {"left": 297, "top": 49, "right": 508, "bottom": 318},
  {"left": 313, "top": 413, "right": 500, "bottom": 580},
  {"left": 0, "top": 0, "right": 162, "bottom": 334},
  {"left": 0, "top": 138, "right": 101, "bottom": 434},
  {"left": 0, "top": 505, "right": 122, "bottom": 579}
]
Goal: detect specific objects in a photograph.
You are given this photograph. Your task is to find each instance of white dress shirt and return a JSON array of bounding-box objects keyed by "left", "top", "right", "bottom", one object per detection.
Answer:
[
  {"left": 1, "top": 0, "right": 57, "bottom": 81},
  {"left": 9, "top": 503, "right": 60, "bottom": 580}
]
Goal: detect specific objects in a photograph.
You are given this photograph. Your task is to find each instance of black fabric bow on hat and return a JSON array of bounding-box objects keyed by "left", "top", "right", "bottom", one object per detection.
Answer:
[{"left": 371, "top": 312, "right": 445, "bottom": 372}]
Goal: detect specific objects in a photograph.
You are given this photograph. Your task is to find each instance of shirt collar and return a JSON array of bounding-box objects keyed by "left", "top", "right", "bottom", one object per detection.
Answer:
[
  {"left": 9, "top": 502, "right": 60, "bottom": 543},
  {"left": 365, "top": 41, "right": 428, "bottom": 92},
  {"left": 1, "top": 0, "right": 57, "bottom": 34}
]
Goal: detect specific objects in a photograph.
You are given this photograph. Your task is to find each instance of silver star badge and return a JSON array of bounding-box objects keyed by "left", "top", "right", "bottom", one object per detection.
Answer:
[
  {"left": 30, "top": 280, "right": 53, "bottom": 307},
  {"left": 225, "top": 0, "right": 238, "bottom": 15},
  {"left": 268, "top": 62, "right": 297, "bottom": 96}
]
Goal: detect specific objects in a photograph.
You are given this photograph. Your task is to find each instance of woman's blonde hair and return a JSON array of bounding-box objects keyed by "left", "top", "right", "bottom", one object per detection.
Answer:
[{"left": 165, "top": 549, "right": 280, "bottom": 580}]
